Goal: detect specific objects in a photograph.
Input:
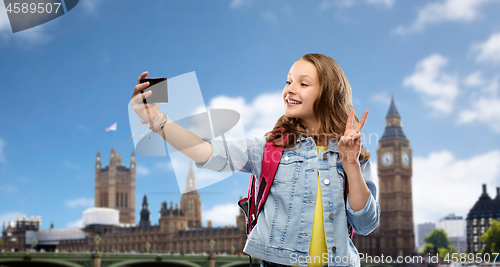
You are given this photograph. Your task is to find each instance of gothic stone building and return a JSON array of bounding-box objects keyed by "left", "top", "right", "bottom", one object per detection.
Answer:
[
  {"left": 70, "top": 152, "right": 247, "bottom": 254},
  {"left": 95, "top": 148, "right": 136, "bottom": 224},
  {"left": 2, "top": 149, "right": 247, "bottom": 254},
  {"left": 466, "top": 184, "right": 500, "bottom": 253}
]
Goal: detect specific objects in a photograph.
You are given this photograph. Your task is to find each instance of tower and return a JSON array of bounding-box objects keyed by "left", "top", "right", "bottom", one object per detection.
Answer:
[
  {"left": 180, "top": 161, "right": 202, "bottom": 228},
  {"left": 377, "top": 96, "right": 415, "bottom": 257},
  {"left": 139, "top": 195, "right": 151, "bottom": 228},
  {"left": 94, "top": 148, "right": 136, "bottom": 224}
]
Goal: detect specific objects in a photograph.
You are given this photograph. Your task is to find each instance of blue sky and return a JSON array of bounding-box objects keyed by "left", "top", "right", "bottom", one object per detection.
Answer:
[{"left": 1, "top": 0, "right": 499, "bottom": 244}]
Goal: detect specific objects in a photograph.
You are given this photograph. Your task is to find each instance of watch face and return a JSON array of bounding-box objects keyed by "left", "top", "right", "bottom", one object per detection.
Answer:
[
  {"left": 382, "top": 152, "right": 393, "bottom": 167},
  {"left": 402, "top": 152, "right": 410, "bottom": 167}
]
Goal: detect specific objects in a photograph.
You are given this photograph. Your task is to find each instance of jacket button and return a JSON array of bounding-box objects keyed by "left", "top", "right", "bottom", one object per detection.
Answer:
[
  {"left": 323, "top": 153, "right": 328, "bottom": 159},
  {"left": 284, "top": 156, "right": 289, "bottom": 161},
  {"left": 324, "top": 179, "right": 330, "bottom": 185},
  {"left": 329, "top": 213, "right": 334, "bottom": 219},
  {"left": 332, "top": 246, "right": 336, "bottom": 252}
]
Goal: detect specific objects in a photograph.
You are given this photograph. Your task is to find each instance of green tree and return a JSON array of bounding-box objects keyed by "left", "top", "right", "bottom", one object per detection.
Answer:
[
  {"left": 423, "top": 228, "right": 456, "bottom": 260},
  {"left": 424, "top": 228, "right": 454, "bottom": 250},
  {"left": 481, "top": 219, "right": 500, "bottom": 254}
]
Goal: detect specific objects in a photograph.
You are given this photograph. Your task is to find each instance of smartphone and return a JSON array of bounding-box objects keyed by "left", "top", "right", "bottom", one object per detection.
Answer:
[{"left": 140, "top": 77, "right": 168, "bottom": 104}]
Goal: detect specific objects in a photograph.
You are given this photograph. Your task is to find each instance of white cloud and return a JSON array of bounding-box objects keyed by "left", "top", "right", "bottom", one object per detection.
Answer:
[
  {"left": 262, "top": 11, "right": 278, "bottom": 23},
  {"left": 0, "top": 136, "right": 6, "bottom": 163},
  {"left": 370, "top": 92, "right": 391, "bottom": 106},
  {"left": 65, "top": 198, "right": 94, "bottom": 208},
  {"left": 205, "top": 92, "right": 283, "bottom": 139},
  {"left": 458, "top": 97, "right": 500, "bottom": 132},
  {"left": 394, "top": 0, "right": 496, "bottom": 34},
  {"left": 403, "top": 54, "right": 459, "bottom": 114},
  {"left": 413, "top": 150, "right": 500, "bottom": 225},
  {"left": 0, "top": 212, "right": 23, "bottom": 225},
  {"left": 136, "top": 164, "right": 150, "bottom": 176},
  {"left": 67, "top": 218, "right": 84, "bottom": 228},
  {"left": 458, "top": 75, "right": 500, "bottom": 132},
  {"left": 202, "top": 203, "right": 239, "bottom": 226},
  {"left": 471, "top": 32, "right": 500, "bottom": 64},
  {"left": 464, "top": 71, "right": 486, "bottom": 87}
]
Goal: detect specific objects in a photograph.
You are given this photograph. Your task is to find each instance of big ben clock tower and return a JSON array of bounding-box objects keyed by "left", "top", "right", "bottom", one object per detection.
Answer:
[{"left": 377, "top": 96, "right": 415, "bottom": 257}]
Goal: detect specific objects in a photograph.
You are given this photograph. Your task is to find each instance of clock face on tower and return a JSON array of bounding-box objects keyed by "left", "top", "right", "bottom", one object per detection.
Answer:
[
  {"left": 381, "top": 152, "right": 393, "bottom": 167},
  {"left": 402, "top": 152, "right": 410, "bottom": 167}
]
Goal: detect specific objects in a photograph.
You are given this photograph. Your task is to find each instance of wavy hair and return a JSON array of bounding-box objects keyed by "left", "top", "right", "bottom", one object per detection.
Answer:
[{"left": 265, "top": 53, "right": 370, "bottom": 161}]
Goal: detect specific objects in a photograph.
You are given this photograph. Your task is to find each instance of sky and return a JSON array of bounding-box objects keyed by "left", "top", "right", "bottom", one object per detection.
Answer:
[{"left": 1, "top": 0, "right": 500, "bottom": 246}]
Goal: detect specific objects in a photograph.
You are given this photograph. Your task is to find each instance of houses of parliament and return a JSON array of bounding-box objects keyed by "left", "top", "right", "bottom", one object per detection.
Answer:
[{"left": 2, "top": 98, "right": 417, "bottom": 257}]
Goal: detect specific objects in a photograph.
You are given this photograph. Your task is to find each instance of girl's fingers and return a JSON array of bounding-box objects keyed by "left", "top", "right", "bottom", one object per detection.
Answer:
[
  {"left": 132, "top": 90, "right": 153, "bottom": 105},
  {"left": 131, "top": 81, "right": 151, "bottom": 100},
  {"left": 137, "top": 71, "right": 148, "bottom": 84},
  {"left": 345, "top": 110, "right": 354, "bottom": 134}
]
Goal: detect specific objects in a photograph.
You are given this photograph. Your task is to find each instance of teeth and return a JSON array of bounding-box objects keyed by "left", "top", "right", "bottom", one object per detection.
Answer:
[{"left": 287, "top": 99, "right": 301, "bottom": 104}]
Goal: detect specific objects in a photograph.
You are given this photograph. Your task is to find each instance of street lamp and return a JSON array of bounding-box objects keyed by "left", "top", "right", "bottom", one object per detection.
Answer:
[
  {"left": 94, "top": 235, "right": 102, "bottom": 253},
  {"left": 209, "top": 239, "right": 215, "bottom": 255},
  {"left": 145, "top": 242, "right": 151, "bottom": 253},
  {"left": 231, "top": 245, "right": 235, "bottom": 255}
]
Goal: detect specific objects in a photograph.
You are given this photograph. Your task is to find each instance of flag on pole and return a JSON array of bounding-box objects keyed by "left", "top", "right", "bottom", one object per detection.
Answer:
[{"left": 105, "top": 122, "right": 117, "bottom": 132}]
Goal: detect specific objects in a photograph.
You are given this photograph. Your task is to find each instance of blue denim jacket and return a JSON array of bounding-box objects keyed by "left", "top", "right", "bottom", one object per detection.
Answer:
[{"left": 195, "top": 135, "right": 380, "bottom": 267}]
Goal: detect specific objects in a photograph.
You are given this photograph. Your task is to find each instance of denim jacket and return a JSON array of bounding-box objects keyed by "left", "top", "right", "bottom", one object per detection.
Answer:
[{"left": 195, "top": 135, "right": 380, "bottom": 267}]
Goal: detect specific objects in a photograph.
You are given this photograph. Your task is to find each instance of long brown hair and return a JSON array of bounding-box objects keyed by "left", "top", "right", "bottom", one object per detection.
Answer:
[{"left": 265, "top": 53, "right": 370, "bottom": 161}]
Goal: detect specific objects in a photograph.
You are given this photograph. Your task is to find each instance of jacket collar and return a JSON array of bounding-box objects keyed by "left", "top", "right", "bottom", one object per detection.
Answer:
[{"left": 297, "top": 134, "right": 339, "bottom": 152}]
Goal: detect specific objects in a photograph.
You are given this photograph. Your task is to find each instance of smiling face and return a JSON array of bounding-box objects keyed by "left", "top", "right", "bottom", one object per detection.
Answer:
[{"left": 283, "top": 59, "right": 321, "bottom": 131}]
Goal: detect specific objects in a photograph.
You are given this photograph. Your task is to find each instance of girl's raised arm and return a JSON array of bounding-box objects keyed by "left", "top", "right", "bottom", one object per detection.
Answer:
[{"left": 131, "top": 71, "right": 212, "bottom": 164}]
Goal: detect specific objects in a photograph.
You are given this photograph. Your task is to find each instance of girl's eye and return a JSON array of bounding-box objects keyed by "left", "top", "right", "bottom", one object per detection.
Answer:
[
  {"left": 286, "top": 81, "right": 291, "bottom": 85},
  {"left": 301, "top": 83, "right": 308, "bottom": 87}
]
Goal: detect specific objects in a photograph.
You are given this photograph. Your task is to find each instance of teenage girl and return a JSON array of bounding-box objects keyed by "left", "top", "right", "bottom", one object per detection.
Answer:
[{"left": 131, "top": 53, "right": 380, "bottom": 267}]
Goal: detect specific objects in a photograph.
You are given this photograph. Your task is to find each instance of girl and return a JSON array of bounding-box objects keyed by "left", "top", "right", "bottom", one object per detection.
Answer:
[{"left": 131, "top": 53, "right": 380, "bottom": 267}]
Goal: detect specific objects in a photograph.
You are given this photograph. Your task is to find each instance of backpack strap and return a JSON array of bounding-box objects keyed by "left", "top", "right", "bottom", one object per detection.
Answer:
[
  {"left": 345, "top": 174, "right": 354, "bottom": 240},
  {"left": 255, "top": 134, "right": 288, "bottom": 218}
]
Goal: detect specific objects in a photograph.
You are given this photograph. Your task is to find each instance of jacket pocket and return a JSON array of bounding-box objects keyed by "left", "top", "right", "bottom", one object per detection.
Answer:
[{"left": 275, "top": 154, "right": 305, "bottom": 183}]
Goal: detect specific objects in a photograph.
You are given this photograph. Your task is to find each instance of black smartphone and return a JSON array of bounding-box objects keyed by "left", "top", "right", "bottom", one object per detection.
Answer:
[{"left": 140, "top": 77, "right": 168, "bottom": 104}]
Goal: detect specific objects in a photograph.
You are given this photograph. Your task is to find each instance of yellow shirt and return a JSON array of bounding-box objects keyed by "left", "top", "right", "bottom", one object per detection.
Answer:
[
  {"left": 307, "top": 145, "right": 328, "bottom": 267},
  {"left": 288, "top": 146, "right": 328, "bottom": 267}
]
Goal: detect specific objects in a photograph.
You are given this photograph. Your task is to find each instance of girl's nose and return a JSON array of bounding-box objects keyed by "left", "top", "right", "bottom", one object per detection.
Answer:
[{"left": 286, "top": 84, "right": 296, "bottom": 95}]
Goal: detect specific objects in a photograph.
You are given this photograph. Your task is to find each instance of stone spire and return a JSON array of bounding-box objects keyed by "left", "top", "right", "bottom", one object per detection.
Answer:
[
  {"left": 380, "top": 95, "right": 408, "bottom": 142},
  {"left": 185, "top": 161, "right": 197, "bottom": 193},
  {"left": 139, "top": 195, "right": 151, "bottom": 228}
]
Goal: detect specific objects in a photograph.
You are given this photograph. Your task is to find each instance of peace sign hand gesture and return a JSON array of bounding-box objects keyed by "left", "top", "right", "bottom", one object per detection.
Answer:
[{"left": 338, "top": 109, "right": 369, "bottom": 164}]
